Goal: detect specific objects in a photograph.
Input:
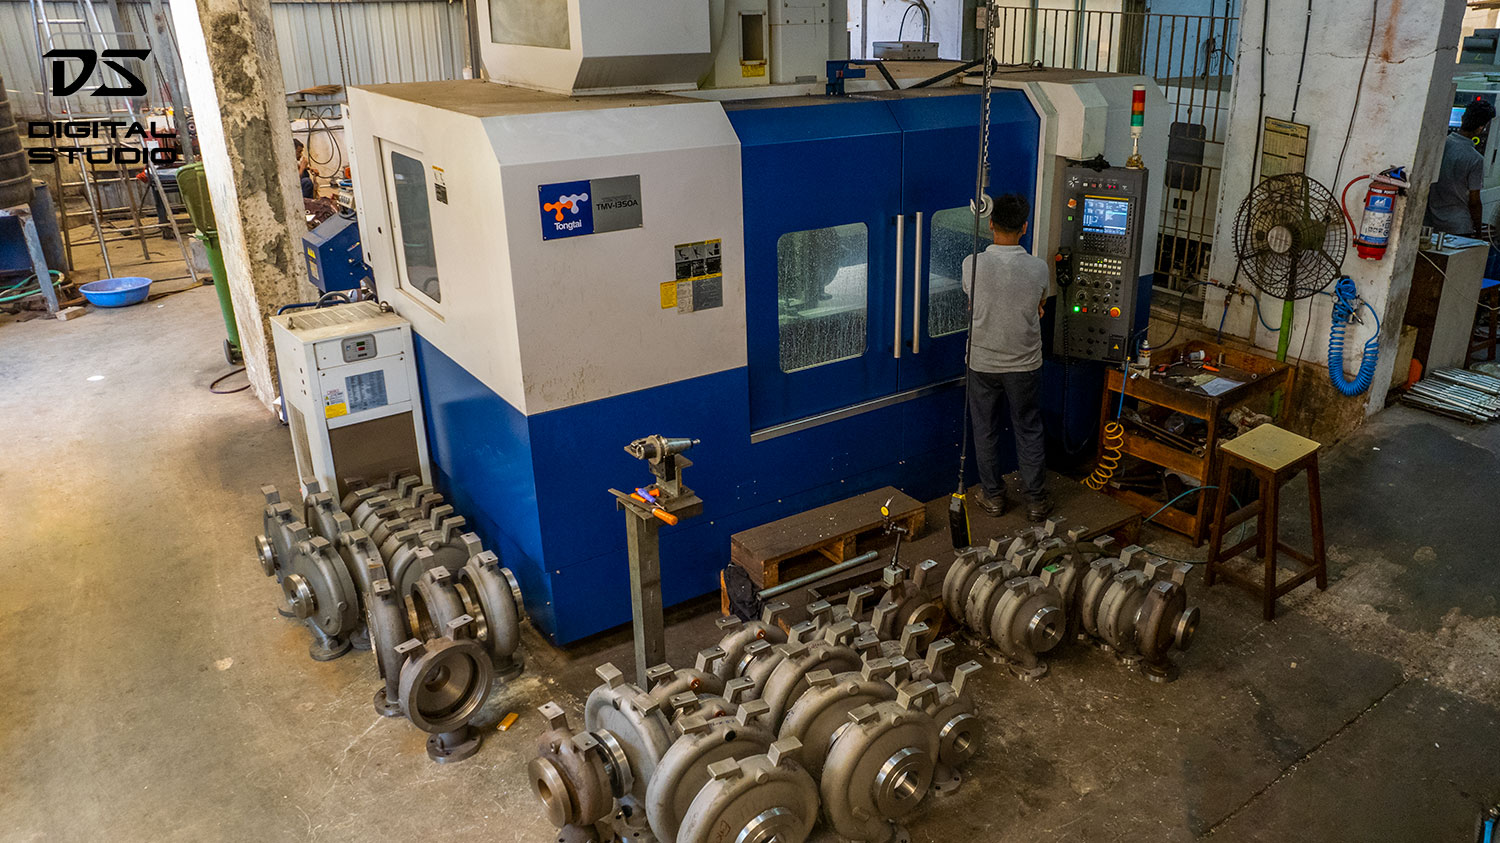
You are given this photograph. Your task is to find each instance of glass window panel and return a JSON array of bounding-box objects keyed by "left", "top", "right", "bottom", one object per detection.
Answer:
[
  {"left": 490, "top": 0, "right": 570, "bottom": 49},
  {"left": 776, "top": 223, "right": 869, "bottom": 373},
  {"left": 389, "top": 151, "right": 441, "bottom": 304},
  {"left": 928, "top": 206, "right": 990, "bottom": 338}
]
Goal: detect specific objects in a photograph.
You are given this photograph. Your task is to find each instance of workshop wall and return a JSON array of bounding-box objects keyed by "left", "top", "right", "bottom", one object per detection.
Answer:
[{"left": 1203, "top": 0, "right": 1465, "bottom": 424}]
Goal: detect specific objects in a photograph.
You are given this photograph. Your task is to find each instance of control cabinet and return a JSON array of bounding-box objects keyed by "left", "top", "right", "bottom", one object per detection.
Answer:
[
  {"left": 270, "top": 302, "right": 431, "bottom": 499},
  {"left": 1052, "top": 165, "right": 1149, "bottom": 362}
]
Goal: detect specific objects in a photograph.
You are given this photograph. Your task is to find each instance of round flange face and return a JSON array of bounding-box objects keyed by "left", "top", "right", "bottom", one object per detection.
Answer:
[
  {"left": 398, "top": 637, "right": 493, "bottom": 734},
  {"left": 281, "top": 574, "right": 315, "bottom": 620},
  {"left": 820, "top": 704, "right": 939, "bottom": 842},
  {"left": 584, "top": 684, "right": 675, "bottom": 802},
  {"left": 936, "top": 709, "right": 981, "bottom": 768},
  {"left": 678, "top": 755, "right": 819, "bottom": 843},
  {"left": 255, "top": 535, "right": 276, "bottom": 577},
  {"left": 646, "top": 720, "right": 774, "bottom": 843}
]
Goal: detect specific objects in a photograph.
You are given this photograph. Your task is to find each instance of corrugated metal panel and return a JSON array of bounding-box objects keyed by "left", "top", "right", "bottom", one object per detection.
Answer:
[
  {"left": 272, "top": 0, "right": 465, "bottom": 93},
  {"left": 0, "top": 0, "right": 465, "bottom": 120}
]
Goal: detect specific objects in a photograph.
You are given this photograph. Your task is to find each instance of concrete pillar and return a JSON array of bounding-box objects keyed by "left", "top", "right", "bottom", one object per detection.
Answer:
[
  {"left": 170, "top": 0, "right": 313, "bottom": 408},
  {"left": 1202, "top": 0, "right": 1466, "bottom": 437}
]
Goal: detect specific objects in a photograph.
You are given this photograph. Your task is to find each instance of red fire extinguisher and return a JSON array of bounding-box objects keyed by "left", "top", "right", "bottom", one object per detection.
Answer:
[{"left": 1343, "top": 166, "right": 1409, "bottom": 260}]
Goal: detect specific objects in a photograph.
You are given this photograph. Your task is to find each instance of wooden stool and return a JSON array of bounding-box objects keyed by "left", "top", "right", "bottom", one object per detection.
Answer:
[{"left": 1204, "top": 424, "right": 1327, "bottom": 620}]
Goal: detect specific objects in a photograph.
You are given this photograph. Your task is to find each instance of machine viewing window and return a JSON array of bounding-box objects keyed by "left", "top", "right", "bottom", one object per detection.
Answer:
[
  {"left": 490, "top": 0, "right": 569, "bottom": 49},
  {"left": 741, "top": 14, "right": 766, "bottom": 63},
  {"left": 388, "top": 150, "right": 441, "bottom": 304},
  {"left": 776, "top": 223, "right": 869, "bottom": 373},
  {"left": 928, "top": 206, "right": 989, "bottom": 338},
  {"left": 1082, "top": 197, "right": 1130, "bottom": 236}
]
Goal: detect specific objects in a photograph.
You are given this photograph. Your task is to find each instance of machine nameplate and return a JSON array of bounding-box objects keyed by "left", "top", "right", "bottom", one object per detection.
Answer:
[
  {"left": 539, "top": 175, "right": 643, "bottom": 240},
  {"left": 345, "top": 370, "right": 390, "bottom": 413}
]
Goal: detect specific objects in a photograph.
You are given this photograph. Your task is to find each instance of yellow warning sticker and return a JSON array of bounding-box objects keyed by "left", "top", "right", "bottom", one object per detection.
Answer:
[
  {"left": 325, "top": 403, "right": 348, "bottom": 419},
  {"left": 742, "top": 63, "right": 766, "bottom": 78},
  {"left": 660, "top": 281, "right": 678, "bottom": 309}
]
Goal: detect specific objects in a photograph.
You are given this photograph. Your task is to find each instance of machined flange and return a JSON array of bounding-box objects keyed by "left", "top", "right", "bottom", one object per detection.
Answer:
[
  {"left": 584, "top": 663, "right": 676, "bottom": 804},
  {"left": 530, "top": 702, "right": 622, "bottom": 829},
  {"left": 988, "top": 575, "right": 1066, "bottom": 679},
  {"left": 258, "top": 485, "right": 308, "bottom": 583},
  {"left": 645, "top": 701, "right": 776, "bottom": 842},
  {"left": 873, "top": 560, "right": 943, "bottom": 641},
  {"left": 820, "top": 682, "right": 941, "bottom": 843},
  {"left": 677, "top": 738, "right": 819, "bottom": 843},
  {"left": 395, "top": 625, "right": 493, "bottom": 763},
  {"left": 455, "top": 547, "right": 525, "bottom": 677},
  {"left": 777, "top": 660, "right": 898, "bottom": 780},
  {"left": 920, "top": 661, "right": 983, "bottom": 793},
  {"left": 285, "top": 535, "right": 361, "bottom": 661}
]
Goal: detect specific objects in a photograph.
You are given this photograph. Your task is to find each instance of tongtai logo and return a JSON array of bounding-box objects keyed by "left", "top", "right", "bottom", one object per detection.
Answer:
[{"left": 544, "top": 193, "right": 590, "bottom": 223}]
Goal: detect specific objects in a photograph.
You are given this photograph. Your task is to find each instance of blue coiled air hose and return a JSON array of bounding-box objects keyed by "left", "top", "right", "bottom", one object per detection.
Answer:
[{"left": 1328, "top": 275, "right": 1381, "bottom": 397}]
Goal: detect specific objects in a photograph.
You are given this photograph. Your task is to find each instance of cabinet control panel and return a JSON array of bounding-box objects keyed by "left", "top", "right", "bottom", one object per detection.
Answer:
[{"left": 1052, "top": 165, "right": 1149, "bottom": 362}]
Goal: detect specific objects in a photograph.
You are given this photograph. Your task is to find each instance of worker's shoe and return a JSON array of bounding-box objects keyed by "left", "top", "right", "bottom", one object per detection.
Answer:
[
  {"left": 1026, "top": 495, "right": 1054, "bottom": 523},
  {"left": 973, "top": 490, "right": 1009, "bottom": 517}
]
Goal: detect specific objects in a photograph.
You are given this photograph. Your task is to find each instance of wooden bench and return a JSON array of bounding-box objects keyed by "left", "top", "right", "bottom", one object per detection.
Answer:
[{"left": 729, "top": 487, "right": 925, "bottom": 589}]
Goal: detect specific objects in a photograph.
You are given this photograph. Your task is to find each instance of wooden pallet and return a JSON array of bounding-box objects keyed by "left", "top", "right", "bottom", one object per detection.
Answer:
[{"left": 729, "top": 486, "right": 925, "bottom": 589}]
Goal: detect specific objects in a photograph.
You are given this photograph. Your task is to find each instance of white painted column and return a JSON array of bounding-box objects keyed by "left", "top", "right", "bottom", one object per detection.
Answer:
[
  {"left": 1203, "top": 0, "right": 1466, "bottom": 417},
  {"left": 170, "top": 0, "right": 313, "bottom": 408}
]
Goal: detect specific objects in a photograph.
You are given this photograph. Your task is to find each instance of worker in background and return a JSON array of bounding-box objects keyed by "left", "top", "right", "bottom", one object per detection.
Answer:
[
  {"left": 293, "top": 138, "right": 316, "bottom": 199},
  {"left": 1424, "top": 99, "right": 1495, "bottom": 237},
  {"left": 962, "top": 193, "right": 1052, "bottom": 522}
]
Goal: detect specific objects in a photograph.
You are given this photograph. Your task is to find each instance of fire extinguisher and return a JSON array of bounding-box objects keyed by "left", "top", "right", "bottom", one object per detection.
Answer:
[{"left": 1342, "top": 166, "right": 1410, "bottom": 260}]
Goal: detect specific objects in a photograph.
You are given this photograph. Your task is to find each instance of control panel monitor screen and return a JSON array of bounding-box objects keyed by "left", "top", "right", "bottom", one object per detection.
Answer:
[
  {"left": 1451, "top": 106, "right": 1467, "bottom": 128},
  {"left": 1082, "top": 197, "right": 1130, "bottom": 237}
]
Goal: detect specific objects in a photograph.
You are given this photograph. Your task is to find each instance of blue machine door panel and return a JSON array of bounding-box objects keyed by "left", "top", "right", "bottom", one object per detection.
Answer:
[
  {"left": 729, "top": 101, "right": 905, "bottom": 432},
  {"left": 884, "top": 91, "right": 1041, "bottom": 392}
]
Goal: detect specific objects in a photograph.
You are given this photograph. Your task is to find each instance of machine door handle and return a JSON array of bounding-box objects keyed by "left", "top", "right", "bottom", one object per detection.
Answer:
[
  {"left": 912, "top": 211, "right": 924, "bottom": 354},
  {"left": 893, "top": 213, "right": 905, "bottom": 360}
]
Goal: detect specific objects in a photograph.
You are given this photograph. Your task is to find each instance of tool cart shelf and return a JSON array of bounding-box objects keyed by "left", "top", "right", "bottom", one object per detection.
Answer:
[{"left": 1100, "top": 339, "right": 1295, "bottom": 545}]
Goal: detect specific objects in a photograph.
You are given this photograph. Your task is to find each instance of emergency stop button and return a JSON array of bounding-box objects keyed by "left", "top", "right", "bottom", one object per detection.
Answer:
[{"left": 1109, "top": 306, "right": 1121, "bottom": 318}]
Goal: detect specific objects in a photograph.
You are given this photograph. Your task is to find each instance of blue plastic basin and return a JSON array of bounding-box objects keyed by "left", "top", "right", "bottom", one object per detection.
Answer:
[{"left": 79, "top": 276, "right": 152, "bottom": 307}]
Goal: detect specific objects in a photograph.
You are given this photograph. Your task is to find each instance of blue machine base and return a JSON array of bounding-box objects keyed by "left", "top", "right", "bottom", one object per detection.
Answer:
[{"left": 413, "top": 334, "right": 1107, "bottom": 644}]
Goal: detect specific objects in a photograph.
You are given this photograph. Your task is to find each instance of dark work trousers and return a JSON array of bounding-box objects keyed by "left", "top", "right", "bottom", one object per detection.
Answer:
[{"left": 968, "top": 367, "right": 1047, "bottom": 503}]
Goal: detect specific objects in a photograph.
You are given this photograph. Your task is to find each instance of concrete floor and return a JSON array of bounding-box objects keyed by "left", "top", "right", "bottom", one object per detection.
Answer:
[{"left": 3, "top": 269, "right": 1499, "bottom": 841}]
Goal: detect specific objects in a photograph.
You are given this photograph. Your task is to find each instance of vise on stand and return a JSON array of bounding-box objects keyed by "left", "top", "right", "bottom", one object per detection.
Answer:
[{"left": 608, "top": 435, "right": 702, "bottom": 687}]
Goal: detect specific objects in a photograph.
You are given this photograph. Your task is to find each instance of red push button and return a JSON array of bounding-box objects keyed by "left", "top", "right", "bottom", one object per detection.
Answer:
[{"left": 1109, "top": 306, "right": 1121, "bottom": 318}]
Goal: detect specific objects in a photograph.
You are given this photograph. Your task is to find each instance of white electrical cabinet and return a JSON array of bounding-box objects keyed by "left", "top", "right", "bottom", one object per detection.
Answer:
[{"left": 270, "top": 302, "right": 431, "bottom": 499}]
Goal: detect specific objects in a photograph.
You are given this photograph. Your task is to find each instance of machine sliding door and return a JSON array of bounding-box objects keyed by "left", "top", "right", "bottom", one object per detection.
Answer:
[{"left": 731, "top": 102, "right": 905, "bottom": 432}]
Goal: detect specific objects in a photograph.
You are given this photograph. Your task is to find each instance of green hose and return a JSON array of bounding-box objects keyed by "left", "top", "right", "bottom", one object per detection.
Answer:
[{"left": 0, "top": 271, "right": 64, "bottom": 304}]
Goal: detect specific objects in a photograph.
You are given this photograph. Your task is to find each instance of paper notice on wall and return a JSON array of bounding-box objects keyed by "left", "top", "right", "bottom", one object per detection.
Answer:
[
  {"left": 1261, "top": 118, "right": 1309, "bottom": 180},
  {"left": 670, "top": 239, "right": 724, "bottom": 313}
]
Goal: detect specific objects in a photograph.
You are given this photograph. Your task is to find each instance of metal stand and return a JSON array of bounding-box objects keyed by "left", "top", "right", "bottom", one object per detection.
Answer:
[
  {"left": 608, "top": 435, "right": 702, "bottom": 687},
  {"left": 0, "top": 205, "right": 58, "bottom": 314}
]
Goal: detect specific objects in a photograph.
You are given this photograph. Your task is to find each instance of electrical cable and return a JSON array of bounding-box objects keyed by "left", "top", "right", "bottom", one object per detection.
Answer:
[
  {"left": 1289, "top": 0, "right": 1313, "bottom": 122},
  {"left": 1327, "top": 275, "right": 1381, "bottom": 396},
  {"left": 897, "top": 4, "right": 919, "bottom": 41},
  {"left": 1143, "top": 485, "right": 1218, "bottom": 525},
  {"left": 210, "top": 367, "right": 250, "bottom": 394},
  {"left": 1333, "top": 0, "right": 1380, "bottom": 191},
  {"left": 0, "top": 271, "right": 65, "bottom": 304}
]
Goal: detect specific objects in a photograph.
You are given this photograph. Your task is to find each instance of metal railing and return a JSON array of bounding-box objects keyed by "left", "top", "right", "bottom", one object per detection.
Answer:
[{"left": 994, "top": 5, "right": 1239, "bottom": 297}]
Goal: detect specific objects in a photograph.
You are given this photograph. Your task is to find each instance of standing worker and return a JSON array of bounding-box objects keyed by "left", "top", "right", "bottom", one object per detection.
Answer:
[
  {"left": 963, "top": 193, "right": 1053, "bottom": 521},
  {"left": 1424, "top": 99, "right": 1495, "bottom": 237}
]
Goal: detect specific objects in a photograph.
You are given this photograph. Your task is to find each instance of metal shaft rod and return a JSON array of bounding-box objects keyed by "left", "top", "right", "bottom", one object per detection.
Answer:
[{"left": 759, "top": 550, "right": 882, "bottom": 600}]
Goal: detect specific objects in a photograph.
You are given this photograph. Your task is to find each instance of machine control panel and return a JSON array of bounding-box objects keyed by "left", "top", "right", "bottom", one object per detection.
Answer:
[
  {"left": 1052, "top": 165, "right": 1149, "bottom": 362},
  {"left": 341, "top": 334, "right": 377, "bottom": 363}
]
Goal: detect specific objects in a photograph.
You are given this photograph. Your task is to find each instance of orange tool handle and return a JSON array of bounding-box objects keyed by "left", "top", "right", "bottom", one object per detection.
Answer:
[{"left": 631, "top": 493, "right": 679, "bottom": 526}]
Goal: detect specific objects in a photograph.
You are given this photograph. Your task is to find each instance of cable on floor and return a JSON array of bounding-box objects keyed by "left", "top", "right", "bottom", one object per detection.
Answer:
[{"left": 210, "top": 367, "right": 250, "bottom": 394}]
